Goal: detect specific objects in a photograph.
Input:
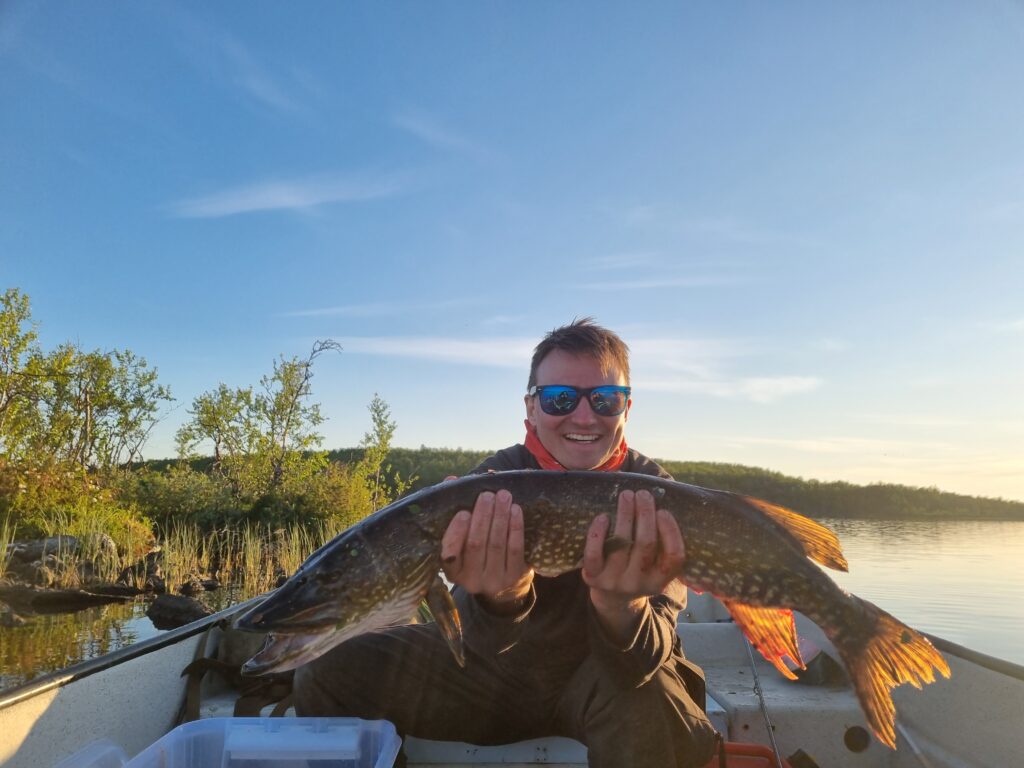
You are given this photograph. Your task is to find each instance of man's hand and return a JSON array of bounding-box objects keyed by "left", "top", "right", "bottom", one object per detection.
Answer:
[
  {"left": 441, "top": 489, "right": 534, "bottom": 615},
  {"left": 582, "top": 489, "right": 686, "bottom": 643}
]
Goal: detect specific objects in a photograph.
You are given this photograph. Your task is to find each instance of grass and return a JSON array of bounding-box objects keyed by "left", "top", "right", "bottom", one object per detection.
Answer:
[
  {"left": 157, "top": 522, "right": 336, "bottom": 598},
  {"left": 1, "top": 516, "right": 15, "bottom": 580},
  {"left": 4, "top": 506, "right": 336, "bottom": 598}
]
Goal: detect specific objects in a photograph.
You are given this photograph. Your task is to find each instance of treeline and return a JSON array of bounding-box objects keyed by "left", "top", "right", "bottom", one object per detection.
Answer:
[
  {"left": 327, "top": 447, "right": 1024, "bottom": 521},
  {"left": 656, "top": 461, "right": 1024, "bottom": 520},
  {"left": 0, "top": 288, "right": 408, "bottom": 557}
]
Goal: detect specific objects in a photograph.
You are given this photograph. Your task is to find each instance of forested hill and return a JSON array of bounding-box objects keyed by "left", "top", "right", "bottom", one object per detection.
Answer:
[{"left": 329, "top": 447, "right": 1024, "bottom": 521}]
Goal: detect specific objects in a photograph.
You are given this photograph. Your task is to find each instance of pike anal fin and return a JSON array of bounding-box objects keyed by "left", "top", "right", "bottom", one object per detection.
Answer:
[
  {"left": 426, "top": 574, "right": 465, "bottom": 668},
  {"left": 723, "top": 600, "right": 804, "bottom": 680}
]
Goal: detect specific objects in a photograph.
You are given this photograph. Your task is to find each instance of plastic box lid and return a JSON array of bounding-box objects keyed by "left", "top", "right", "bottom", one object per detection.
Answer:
[
  {"left": 53, "top": 739, "right": 129, "bottom": 768},
  {"left": 58, "top": 718, "right": 402, "bottom": 768}
]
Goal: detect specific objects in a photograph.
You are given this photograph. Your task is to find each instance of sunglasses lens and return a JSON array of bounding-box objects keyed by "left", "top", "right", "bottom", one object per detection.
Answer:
[
  {"left": 590, "top": 386, "right": 628, "bottom": 416},
  {"left": 539, "top": 386, "right": 580, "bottom": 415}
]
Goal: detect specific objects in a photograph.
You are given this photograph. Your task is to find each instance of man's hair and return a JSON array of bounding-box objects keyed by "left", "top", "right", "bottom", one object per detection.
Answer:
[{"left": 528, "top": 317, "right": 631, "bottom": 389}]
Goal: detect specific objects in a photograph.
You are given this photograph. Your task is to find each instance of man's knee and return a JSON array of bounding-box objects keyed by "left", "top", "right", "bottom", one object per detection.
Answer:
[{"left": 577, "top": 665, "right": 719, "bottom": 768}]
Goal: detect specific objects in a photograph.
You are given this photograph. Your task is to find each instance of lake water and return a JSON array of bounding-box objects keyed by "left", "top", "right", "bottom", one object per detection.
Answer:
[
  {"left": 1, "top": 519, "right": 1023, "bottom": 692},
  {"left": 821, "top": 518, "right": 1024, "bottom": 666}
]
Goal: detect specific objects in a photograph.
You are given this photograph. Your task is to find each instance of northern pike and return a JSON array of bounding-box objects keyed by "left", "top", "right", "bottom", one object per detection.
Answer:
[{"left": 234, "top": 470, "right": 950, "bottom": 748}]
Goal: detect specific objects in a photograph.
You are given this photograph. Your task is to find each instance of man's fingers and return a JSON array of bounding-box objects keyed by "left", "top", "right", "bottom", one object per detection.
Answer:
[
  {"left": 441, "top": 510, "right": 471, "bottom": 572},
  {"left": 487, "top": 490, "right": 513, "bottom": 568},
  {"left": 633, "top": 490, "right": 658, "bottom": 572},
  {"left": 583, "top": 514, "right": 610, "bottom": 579},
  {"left": 506, "top": 504, "right": 526, "bottom": 572},
  {"left": 614, "top": 490, "right": 636, "bottom": 540},
  {"left": 656, "top": 508, "right": 686, "bottom": 576},
  {"left": 464, "top": 491, "right": 495, "bottom": 570}
]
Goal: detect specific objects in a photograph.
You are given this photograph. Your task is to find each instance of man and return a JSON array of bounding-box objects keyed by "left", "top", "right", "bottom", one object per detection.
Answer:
[{"left": 295, "top": 319, "right": 718, "bottom": 768}]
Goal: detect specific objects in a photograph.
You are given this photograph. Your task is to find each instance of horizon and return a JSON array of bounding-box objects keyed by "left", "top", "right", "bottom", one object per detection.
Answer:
[{"left": 3, "top": 3, "right": 1022, "bottom": 502}]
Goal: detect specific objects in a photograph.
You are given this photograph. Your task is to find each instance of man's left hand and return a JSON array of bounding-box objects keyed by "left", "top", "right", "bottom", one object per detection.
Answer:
[{"left": 581, "top": 489, "right": 685, "bottom": 642}]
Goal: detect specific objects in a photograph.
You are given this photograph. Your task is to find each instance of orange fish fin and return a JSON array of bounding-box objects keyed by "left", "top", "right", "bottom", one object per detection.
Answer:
[
  {"left": 723, "top": 600, "right": 804, "bottom": 680},
  {"left": 742, "top": 496, "right": 849, "bottom": 572},
  {"left": 833, "top": 599, "right": 951, "bottom": 749}
]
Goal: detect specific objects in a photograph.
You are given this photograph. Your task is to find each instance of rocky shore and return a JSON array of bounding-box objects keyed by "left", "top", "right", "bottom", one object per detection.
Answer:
[{"left": 1, "top": 536, "right": 219, "bottom": 629}]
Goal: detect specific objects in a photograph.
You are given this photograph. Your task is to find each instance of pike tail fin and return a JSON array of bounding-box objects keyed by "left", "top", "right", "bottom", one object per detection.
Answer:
[{"left": 831, "top": 597, "right": 951, "bottom": 749}]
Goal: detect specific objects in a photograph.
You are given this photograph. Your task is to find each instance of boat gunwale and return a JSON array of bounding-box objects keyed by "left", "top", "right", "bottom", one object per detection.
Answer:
[
  {"left": 925, "top": 632, "right": 1024, "bottom": 681},
  {"left": 0, "top": 594, "right": 266, "bottom": 712}
]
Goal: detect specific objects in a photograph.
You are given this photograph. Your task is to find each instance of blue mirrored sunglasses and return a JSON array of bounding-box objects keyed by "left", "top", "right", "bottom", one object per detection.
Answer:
[{"left": 528, "top": 385, "right": 631, "bottom": 417}]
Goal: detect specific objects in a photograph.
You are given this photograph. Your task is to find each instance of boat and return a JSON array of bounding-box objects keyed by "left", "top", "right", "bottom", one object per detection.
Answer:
[{"left": 1, "top": 590, "right": 1021, "bottom": 768}]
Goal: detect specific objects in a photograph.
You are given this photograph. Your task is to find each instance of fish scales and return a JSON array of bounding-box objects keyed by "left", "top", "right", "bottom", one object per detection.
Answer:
[{"left": 235, "top": 470, "right": 950, "bottom": 750}]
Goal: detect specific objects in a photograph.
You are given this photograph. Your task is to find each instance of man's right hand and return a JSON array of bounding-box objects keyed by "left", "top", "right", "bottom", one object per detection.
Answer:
[{"left": 441, "top": 489, "right": 534, "bottom": 614}]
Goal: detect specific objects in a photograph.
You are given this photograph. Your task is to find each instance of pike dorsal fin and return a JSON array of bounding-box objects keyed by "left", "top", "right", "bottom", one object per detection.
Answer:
[
  {"left": 742, "top": 496, "right": 849, "bottom": 572},
  {"left": 723, "top": 600, "right": 804, "bottom": 680}
]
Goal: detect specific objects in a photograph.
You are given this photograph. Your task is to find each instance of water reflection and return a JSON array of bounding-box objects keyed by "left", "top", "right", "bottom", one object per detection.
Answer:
[
  {"left": 0, "top": 589, "right": 244, "bottom": 692},
  {"left": 823, "top": 519, "right": 1024, "bottom": 666}
]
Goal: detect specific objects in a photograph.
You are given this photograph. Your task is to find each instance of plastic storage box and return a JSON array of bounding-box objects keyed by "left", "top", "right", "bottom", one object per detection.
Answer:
[{"left": 57, "top": 718, "right": 401, "bottom": 768}]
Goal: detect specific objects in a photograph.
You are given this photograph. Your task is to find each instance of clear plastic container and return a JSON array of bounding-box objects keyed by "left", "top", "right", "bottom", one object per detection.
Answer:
[
  {"left": 53, "top": 740, "right": 129, "bottom": 768},
  {"left": 62, "top": 718, "right": 400, "bottom": 768}
]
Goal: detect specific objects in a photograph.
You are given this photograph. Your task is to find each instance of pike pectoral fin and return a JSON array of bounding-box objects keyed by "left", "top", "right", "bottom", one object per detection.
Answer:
[
  {"left": 723, "top": 600, "right": 804, "bottom": 680},
  {"left": 426, "top": 574, "right": 465, "bottom": 668}
]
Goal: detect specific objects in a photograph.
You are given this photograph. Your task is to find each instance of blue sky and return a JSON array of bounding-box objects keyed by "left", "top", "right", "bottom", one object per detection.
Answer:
[{"left": 2, "top": 2, "right": 1023, "bottom": 501}]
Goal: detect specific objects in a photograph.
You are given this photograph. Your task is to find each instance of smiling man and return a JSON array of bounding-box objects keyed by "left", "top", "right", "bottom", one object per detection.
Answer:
[{"left": 295, "top": 319, "right": 717, "bottom": 768}]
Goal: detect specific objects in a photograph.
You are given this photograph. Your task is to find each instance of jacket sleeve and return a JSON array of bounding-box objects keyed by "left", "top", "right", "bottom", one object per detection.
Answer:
[
  {"left": 451, "top": 581, "right": 538, "bottom": 656},
  {"left": 585, "top": 578, "right": 687, "bottom": 688}
]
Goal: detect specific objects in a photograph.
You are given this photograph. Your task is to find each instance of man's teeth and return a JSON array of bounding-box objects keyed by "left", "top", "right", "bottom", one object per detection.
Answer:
[{"left": 565, "top": 434, "right": 599, "bottom": 442}]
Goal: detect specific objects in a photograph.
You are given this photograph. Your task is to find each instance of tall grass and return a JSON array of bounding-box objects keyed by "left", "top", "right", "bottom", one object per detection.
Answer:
[
  {"left": 1, "top": 515, "right": 16, "bottom": 580},
  {"left": 157, "top": 522, "right": 335, "bottom": 599}
]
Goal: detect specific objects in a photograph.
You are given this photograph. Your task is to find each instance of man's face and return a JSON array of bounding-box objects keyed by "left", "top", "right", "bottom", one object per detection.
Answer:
[{"left": 525, "top": 349, "right": 631, "bottom": 470}]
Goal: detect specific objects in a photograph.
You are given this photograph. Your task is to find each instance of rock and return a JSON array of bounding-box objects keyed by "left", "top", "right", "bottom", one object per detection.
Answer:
[
  {"left": 6, "top": 536, "right": 80, "bottom": 564},
  {"left": 0, "top": 584, "right": 134, "bottom": 614},
  {"left": 117, "top": 547, "right": 164, "bottom": 588},
  {"left": 0, "top": 601, "right": 27, "bottom": 627},
  {"left": 146, "top": 594, "right": 211, "bottom": 630}
]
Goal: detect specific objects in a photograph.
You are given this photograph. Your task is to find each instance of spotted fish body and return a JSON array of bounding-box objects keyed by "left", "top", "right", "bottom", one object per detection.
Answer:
[{"left": 234, "top": 470, "right": 949, "bottom": 749}]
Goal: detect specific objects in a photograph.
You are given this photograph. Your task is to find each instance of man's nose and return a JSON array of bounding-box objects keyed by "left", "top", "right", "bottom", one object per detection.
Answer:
[{"left": 568, "top": 397, "right": 599, "bottom": 423}]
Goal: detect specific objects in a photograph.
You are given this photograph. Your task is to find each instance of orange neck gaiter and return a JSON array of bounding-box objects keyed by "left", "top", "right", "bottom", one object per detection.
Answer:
[{"left": 523, "top": 420, "right": 628, "bottom": 472}]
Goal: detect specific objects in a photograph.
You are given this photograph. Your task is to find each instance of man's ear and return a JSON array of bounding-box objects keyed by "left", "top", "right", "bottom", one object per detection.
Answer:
[{"left": 524, "top": 394, "right": 538, "bottom": 427}]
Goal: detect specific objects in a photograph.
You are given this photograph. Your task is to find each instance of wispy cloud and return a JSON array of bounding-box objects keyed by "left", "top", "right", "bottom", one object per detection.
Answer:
[
  {"left": 643, "top": 375, "right": 822, "bottom": 403},
  {"left": 589, "top": 252, "right": 659, "bottom": 271},
  {"left": 854, "top": 413, "right": 975, "bottom": 429},
  {"left": 979, "top": 317, "right": 1024, "bottom": 334},
  {"left": 582, "top": 275, "right": 738, "bottom": 291},
  {"left": 394, "top": 109, "right": 498, "bottom": 164},
  {"left": 722, "top": 435, "right": 956, "bottom": 454},
  {"left": 163, "top": 3, "right": 316, "bottom": 118},
  {"left": 282, "top": 298, "right": 477, "bottom": 318},
  {"left": 334, "top": 336, "right": 535, "bottom": 369},
  {"left": 325, "top": 332, "right": 818, "bottom": 404},
  {"left": 218, "top": 38, "right": 302, "bottom": 114},
  {"left": 167, "top": 172, "right": 407, "bottom": 218}
]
